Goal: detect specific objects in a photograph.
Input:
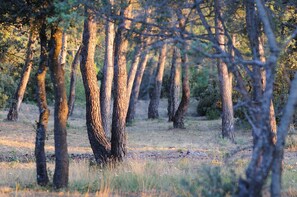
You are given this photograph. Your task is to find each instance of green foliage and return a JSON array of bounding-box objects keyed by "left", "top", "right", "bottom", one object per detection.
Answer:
[
  {"left": 0, "top": 72, "right": 16, "bottom": 108},
  {"left": 190, "top": 66, "right": 221, "bottom": 119},
  {"left": 181, "top": 166, "right": 238, "bottom": 197}
]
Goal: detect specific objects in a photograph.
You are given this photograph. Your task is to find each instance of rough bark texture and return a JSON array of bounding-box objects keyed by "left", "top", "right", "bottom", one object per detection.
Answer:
[
  {"left": 68, "top": 45, "right": 82, "bottom": 117},
  {"left": 111, "top": 0, "right": 132, "bottom": 161},
  {"left": 173, "top": 52, "right": 190, "bottom": 128},
  {"left": 100, "top": 0, "right": 115, "bottom": 134},
  {"left": 81, "top": 8, "right": 111, "bottom": 164},
  {"left": 7, "top": 30, "right": 36, "bottom": 121},
  {"left": 48, "top": 27, "right": 69, "bottom": 189},
  {"left": 238, "top": 0, "right": 281, "bottom": 195},
  {"left": 126, "top": 49, "right": 150, "bottom": 123},
  {"left": 214, "top": 0, "right": 234, "bottom": 141},
  {"left": 35, "top": 22, "right": 49, "bottom": 186},
  {"left": 148, "top": 44, "right": 167, "bottom": 119},
  {"left": 168, "top": 47, "right": 181, "bottom": 122}
]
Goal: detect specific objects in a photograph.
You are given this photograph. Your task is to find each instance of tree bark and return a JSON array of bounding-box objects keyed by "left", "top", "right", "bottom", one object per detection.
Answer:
[
  {"left": 111, "top": 0, "right": 132, "bottom": 161},
  {"left": 35, "top": 22, "right": 49, "bottom": 186},
  {"left": 173, "top": 52, "right": 190, "bottom": 128},
  {"left": 100, "top": 0, "right": 115, "bottom": 134},
  {"left": 58, "top": 32, "right": 67, "bottom": 66},
  {"left": 7, "top": 29, "right": 36, "bottom": 121},
  {"left": 68, "top": 45, "right": 82, "bottom": 117},
  {"left": 81, "top": 7, "right": 111, "bottom": 164},
  {"left": 214, "top": 0, "right": 234, "bottom": 141},
  {"left": 126, "top": 49, "right": 150, "bottom": 123},
  {"left": 148, "top": 43, "right": 167, "bottom": 119},
  {"left": 168, "top": 47, "right": 181, "bottom": 122},
  {"left": 48, "top": 26, "right": 69, "bottom": 189}
]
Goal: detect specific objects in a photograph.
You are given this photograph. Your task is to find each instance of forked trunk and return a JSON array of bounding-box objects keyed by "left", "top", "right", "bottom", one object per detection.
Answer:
[
  {"left": 35, "top": 22, "right": 49, "bottom": 186},
  {"left": 81, "top": 8, "right": 111, "bottom": 164},
  {"left": 7, "top": 29, "right": 36, "bottom": 121},
  {"left": 148, "top": 43, "right": 167, "bottom": 119},
  {"left": 126, "top": 50, "right": 150, "bottom": 123},
  {"left": 48, "top": 27, "right": 69, "bottom": 189},
  {"left": 168, "top": 47, "right": 181, "bottom": 122},
  {"left": 68, "top": 45, "right": 82, "bottom": 117}
]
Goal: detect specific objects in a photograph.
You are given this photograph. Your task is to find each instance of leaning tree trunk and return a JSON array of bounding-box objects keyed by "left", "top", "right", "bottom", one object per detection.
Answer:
[
  {"left": 48, "top": 26, "right": 69, "bottom": 189},
  {"left": 168, "top": 47, "right": 181, "bottom": 122},
  {"left": 148, "top": 43, "right": 167, "bottom": 119},
  {"left": 126, "top": 49, "right": 150, "bottom": 123},
  {"left": 111, "top": 0, "right": 132, "bottom": 161},
  {"left": 35, "top": 22, "right": 49, "bottom": 186},
  {"left": 100, "top": 0, "right": 115, "bottom": 134},
  {"left": 7, "top": 30, "right": 36, "bottom": 121},
  {"left": 68, "top": 45, "right": 82, "bottom": 117},
  {"left": 173, "top": 52, "right": 190, "bottom": 128},
  {"left": 81, "top": 8, "right": 111, "bottom": 164},
  {"left": 214, "top": 0, "right": 234, "bottom": 141}
]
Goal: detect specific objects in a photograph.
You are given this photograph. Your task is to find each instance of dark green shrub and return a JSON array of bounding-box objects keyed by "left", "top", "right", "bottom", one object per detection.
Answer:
[{"left": 0, "top": 72, "right": 17, "bottom": 109}]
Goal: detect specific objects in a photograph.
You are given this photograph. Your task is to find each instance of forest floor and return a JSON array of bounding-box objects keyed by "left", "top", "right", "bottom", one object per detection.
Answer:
[{"left": 0, "top": 99, "right": 297, "bottom": 196}]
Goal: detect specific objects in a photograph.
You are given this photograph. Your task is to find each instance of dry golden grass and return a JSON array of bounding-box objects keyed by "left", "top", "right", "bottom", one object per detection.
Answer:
[{"left": 0, "top": 100, "right": 296, "bottom": 196}]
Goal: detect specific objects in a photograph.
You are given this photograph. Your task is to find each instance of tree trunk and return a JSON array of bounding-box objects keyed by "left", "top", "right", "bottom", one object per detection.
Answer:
[
  {"left": 7, "top": 29, "right": 36, "bottom": 121},
  {"left": 214, "top": 0, "right": 234, "bottom": 141},
  {"left": 148, "top": 44, "right": 167, "bottom": 119},
  {"left": 100, "top": 0, "right": 115, "bottom": 134},
  {"left": 168, "top": 47, "right": 181, "bottom": 122},
  {"left": 173, "top": 52, "right": 190, "bottom": 128},
  {"left": 81, "top": 7, "right": 111, "bottom": 164},
  {"left": 58, "top": 32, "right": 67, "bottom": 66},
  {"left": 48, "top": 26, "right": 69, "bottom": 189},
  {"left": 126, "top": 49, "right": 150, "bottom": 123},
  {"left": 111, "top": 0, "right": 132, "bottom": 161},
  {"left": 68, "top": 45, "right": 82, "bottom": 117},
  {"left": 35, "top": 22, "right": 49, "bottom": 186}
]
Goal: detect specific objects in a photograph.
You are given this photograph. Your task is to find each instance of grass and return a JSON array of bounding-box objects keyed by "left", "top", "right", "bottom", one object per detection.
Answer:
[{"left": 0, "top": 100, "right": 296, "bottom": 196}]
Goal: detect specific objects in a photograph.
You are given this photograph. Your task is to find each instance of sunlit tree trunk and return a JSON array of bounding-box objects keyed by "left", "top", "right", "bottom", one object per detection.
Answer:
[
  {"left": 81, "top": 7, "right": 111, "bottom": 164},
  {"left": 168, "top": 47, "right": 181, "bottom": 122},
  {"left": 148, "top": 43, "right": 167, "bottom": 119},
  {"left": 48, "top": 26, "right": 69, "bottom": 189},
  {"left": 35, "top": 22, "right": 49, "bottom": 186},
  {"left": 214, "top": 0, "right": 234, "bottom": 141},
  {"left": 58, "top": 32, "right": 67, "bottom": 65},
  {"left": 100, "top": 0, "right": 115, "bottom": 134},
  {"left": 68, "top": 45, "right": 82, "bottom": 117},
  {"left": 7, "top": 29, "right": 36, "bottom": 121},
  {"left": 111, "top": 0, "right": 132, "bottom": 161}
]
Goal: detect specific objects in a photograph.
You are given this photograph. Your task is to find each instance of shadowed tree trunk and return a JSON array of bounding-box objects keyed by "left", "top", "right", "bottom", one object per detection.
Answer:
[
  {"left": 148, "top": 43, "right": 167, "bottom": 119},
  {"left": 7, "top": 29, "right": 36, "bottom": 121},
  {"left": 100, "top": 0, "right": 115, "bottom": 134},
  {"left": 35, "top": 22, "right": 49, "bottom": 186},
  {"left": 126, "top": 49, "right": 150, "bottom": 123},
  {"left": 68, "top": 45, "right": 82, "bottom": 117},
  {"left": 214, "top": 0, "right": 234, "bottom": 141},
  {"left": 173, "top": 52, "right": 190, "bottom": 128},
  {"left": 81, "top": 7, "right": 111, "bottom": 164},
  {"left": 111, "top": 0, "right": 132, "bottom": 161},
  {"left": 48, "top": 26, "right": 69, "bottom": 189},
  {"left": 168, "top": 47, "right": 181, "bottom": 122}
]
